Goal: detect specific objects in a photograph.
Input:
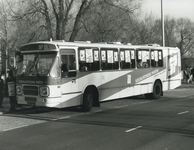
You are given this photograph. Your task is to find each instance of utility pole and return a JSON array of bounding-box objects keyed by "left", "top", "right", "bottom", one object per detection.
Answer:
[
  {"left": 6, "top": 49, "right": 8, "bottom": 78},
  {"left": 161, "top": 0, "right": 165, "bottom": 47},
  {"left": 0, "top": 44, "right": 1, "bottom": 74}
]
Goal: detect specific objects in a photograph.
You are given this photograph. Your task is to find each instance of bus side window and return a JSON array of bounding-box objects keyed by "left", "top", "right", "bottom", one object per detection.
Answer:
[
  {"left": 100, "top": 48, "right": 119, "bottom": 70},
  {"left": 158, "top": 50, "right": 163, "bottom": 67},
  {"left": 61, "top": 63, "right": 68, "bottom": 77},
  {"left": 137, "top": 49, "right": 150, "bottom": 68},
  {"left": 151, "top": 50, "right": 163, "bottom": 67},
  {"left": 78, "top": 48, "right": 100, "bottom": 72},
  {"left": 61, "top": 52, "right": 76, "bottom": 78},
  {"left": 120, "top": 49, "right": 135, "bottom": 69}
]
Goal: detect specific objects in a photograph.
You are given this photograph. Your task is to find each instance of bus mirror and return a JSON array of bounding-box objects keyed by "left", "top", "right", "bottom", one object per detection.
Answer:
[{"left": 68, "top": 70, "right": 77, "bottom": 77}]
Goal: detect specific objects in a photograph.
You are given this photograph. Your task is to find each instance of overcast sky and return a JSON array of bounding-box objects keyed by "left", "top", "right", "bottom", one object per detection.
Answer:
[{"left": 142, "top": 0, "right": 194, "bottom": 21}]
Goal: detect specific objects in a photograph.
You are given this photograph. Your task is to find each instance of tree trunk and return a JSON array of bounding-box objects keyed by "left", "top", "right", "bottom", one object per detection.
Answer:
[
  {"left": 41, "top": 0, "right": 53, "bottom": 39},
  {"left": 69, "top": 0, "right": 90, "bottom": 41}
]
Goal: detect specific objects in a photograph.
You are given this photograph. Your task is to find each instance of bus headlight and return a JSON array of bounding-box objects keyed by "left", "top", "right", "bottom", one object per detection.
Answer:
[
  {"left": 39, "top": 86, "right": 50, "bottom": 97},
  {"left": 16, "top": 85, "right": 22, "bottom": 95}
]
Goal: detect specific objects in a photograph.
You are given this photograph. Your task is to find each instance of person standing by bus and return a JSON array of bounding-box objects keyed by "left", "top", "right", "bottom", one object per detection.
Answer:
[
  {"left": 5, "top": 70, "right": 16, "bottom": 111},
  {"left": 185, "top": 66, "right": 191, "bottom": 84},
  {"left": 0, "top": 73, "right": 4, "bottom": 108},
  {"left": 189, "top": 66, "right": 194, "bottom": 83}
]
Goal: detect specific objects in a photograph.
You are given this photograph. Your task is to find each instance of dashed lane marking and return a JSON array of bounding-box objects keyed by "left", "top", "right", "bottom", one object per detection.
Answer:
[
  {"left": 115, "top": 105, "right": 128, "bottom": 108},
  {"left": 125, "top": 126, "right": 142, "bottom": 133},
  {"left": 178, "top": 111, "right": 189, "bottom": 115}
]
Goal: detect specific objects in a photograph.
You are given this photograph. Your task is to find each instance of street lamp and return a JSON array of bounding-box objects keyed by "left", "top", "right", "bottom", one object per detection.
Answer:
[{"left": 161, "top": 0, "right": 165, "bottom": 47}]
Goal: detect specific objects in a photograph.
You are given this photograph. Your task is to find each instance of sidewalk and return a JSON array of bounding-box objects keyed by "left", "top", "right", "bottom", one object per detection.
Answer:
[{"left": 178, "top": 80, "right": 194, "bottom": 89}]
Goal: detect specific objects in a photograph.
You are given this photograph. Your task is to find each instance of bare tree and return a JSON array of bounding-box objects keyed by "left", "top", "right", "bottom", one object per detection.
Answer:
[
  {"left": 164, "top": 16, "right": 177, "bottom": 47},
  {"left": 6, "top": 0, "right": 143, "bottom": 42},
  {"left": 130, "top": 14, "right": 155, "bottom": 44},
  {"left": 0, "top": 0, "right": 19, "bottom": 70},
  {"left": 41, "top": 0, "right": 53, "bottom": 39},
  {"left": 176, "top": 18, "right": 194, "bottom": 58},
  {"left": 48, "top": 0, "right": 75, "bottom": 40},
  {"left": 79, "top": 0, "right": 143, "bottom": 42}
]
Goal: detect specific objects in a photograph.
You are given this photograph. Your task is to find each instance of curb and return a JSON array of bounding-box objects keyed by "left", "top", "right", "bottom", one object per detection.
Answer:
[{"left": 178, "top": 82, "right": 194, "bottom": 89}]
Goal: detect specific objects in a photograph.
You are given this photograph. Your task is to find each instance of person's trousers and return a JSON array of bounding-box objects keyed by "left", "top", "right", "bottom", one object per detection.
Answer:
[
  {"left": 0, "top": 93, "right": 3, "bottom": 106},
  {"left": 188, "top": 75, "right": 193, "bottom": 83},
  {"left": 9, "top": 96, "right": 16, "bottom": 109}
]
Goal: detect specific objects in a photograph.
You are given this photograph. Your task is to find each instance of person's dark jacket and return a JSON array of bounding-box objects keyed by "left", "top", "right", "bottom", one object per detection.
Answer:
[
  {"left": 0, "top": 79, "right": 4, "bottom": 94},
  {"left": 191, "top": 68, "right": 194, "bottom": 76}
]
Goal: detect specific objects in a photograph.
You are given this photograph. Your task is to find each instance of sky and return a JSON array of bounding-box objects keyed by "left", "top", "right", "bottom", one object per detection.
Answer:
[{"left": 142, "top": 0, "right": 194, "bottom": 22}]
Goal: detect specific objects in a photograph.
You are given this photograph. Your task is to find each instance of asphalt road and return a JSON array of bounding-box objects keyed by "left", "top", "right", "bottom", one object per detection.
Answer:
[{"left": 0, "top": 85, "right": 194, "bottom": 150}]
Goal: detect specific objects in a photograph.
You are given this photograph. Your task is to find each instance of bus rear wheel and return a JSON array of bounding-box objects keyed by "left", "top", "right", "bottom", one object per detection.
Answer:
[
  {"left": 144, "top": 81, "right": 162, "bottom": 99},
  {"left": 81, "top": 88, "right": 93, "bottom": 112}
]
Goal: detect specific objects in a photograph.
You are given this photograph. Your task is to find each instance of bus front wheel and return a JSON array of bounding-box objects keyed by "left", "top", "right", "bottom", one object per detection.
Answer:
[{"left": 81, "top": 88, "right": 93, "bottom": 112}]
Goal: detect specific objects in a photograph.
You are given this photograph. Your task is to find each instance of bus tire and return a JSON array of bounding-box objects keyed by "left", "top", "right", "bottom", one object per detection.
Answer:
[
  {"left": 152, "top": 81, "right": 162, "bottom": 99},
  {"left": 81, "top": 88, "right": 93, "bottom": 112},
  {"left": 144, "top": 81, "right": 162, "bottom": 99}
]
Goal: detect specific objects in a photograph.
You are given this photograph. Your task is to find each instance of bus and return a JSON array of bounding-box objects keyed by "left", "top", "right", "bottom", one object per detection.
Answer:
[{"left": 16, "top": 41, "right": 181, "bottom": 111}]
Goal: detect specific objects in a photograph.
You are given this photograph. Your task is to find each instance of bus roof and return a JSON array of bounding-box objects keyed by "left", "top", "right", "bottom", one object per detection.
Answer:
[{"left": 20, "top": 40, "right": 178, "bottom": 52}]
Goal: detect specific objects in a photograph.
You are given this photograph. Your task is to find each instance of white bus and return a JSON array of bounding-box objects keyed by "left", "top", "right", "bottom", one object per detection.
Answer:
[{"left": 16, "top": 41, "right": 181, "bottom": 111}]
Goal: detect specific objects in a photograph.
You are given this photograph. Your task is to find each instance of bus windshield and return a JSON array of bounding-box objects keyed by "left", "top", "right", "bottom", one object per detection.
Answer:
[{"left": 17, "top": 52, "right": 57, "bottom": 77}]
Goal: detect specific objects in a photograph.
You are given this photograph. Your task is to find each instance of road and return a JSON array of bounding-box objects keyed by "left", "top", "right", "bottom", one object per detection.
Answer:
[{"left": 0, "top": 86, "right": 194, "bottom": 150}]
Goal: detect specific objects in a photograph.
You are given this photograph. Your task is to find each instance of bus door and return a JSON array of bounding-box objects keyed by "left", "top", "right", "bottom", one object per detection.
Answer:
[{"left": 60, "top": 49, "right": 80, "bottom": 106}]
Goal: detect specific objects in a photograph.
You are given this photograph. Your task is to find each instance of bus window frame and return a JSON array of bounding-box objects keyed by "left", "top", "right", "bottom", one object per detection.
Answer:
[
  {"left": 78, "top": 47, "right": 100, "bottom": 72},
  {"left": 60, "top": 49, "right": 77, "bottom": 78},
  {"left": 150, "top": 49, "right": 163, "bottom": 68},
  {"left": 119, "top": 48, "right": 136, "bottom": 70},
  {"left": 100, "top": 47, "right": 119, "bottom": 71},
  {"left": 136, "top": 48, "right": 151, "bottom": 69}
]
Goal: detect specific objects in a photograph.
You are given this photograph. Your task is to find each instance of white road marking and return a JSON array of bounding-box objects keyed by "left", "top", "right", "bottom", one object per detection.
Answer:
[
  {"left": 138, "top": 101, "right": 150, "bottom": 104},
  {"left": 51, "top": 113, "right": 88, "bottom": 121},
  {"left": 51, "top": 116, "right": 71, "bottom": 121},
  {"left": 114, "top": 101, "right": 150, "bottom": 109},
  {"left": 3, "top": 125, "right": 29, "bottom": 132},
  {"left": 50, "top": 118, "right": 59, "bottom": 121},
  {"left": 125, "top": 126, "right": 142, "bottom": 133},
  {"left": 58, "top": 116, "right": 71, "bottom": 119},
  {"left": 176, "top": 96, "right": 188, "bottom": 98},
  {"left": 115, "top": 105, "right": 128, "bottom": 108},
  {"left": 178, "top": 111, "right": 189, "bottom": 115},
  {"left": 93, "top": 110, "right": 103, "bottom": 113}
]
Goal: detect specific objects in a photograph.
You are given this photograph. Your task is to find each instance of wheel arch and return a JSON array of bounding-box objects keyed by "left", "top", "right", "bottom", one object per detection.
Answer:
[
  {"left": 81, "top": 85, "right": 100, "bottom": 107},
  {"left": 145, "top": 79, "right": 163, "bottom": 99}
]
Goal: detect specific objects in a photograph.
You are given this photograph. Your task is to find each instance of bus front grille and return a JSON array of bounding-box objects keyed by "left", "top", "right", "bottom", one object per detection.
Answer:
[{"left": 23, "top": 86, "right": 38, "bottom": 96}]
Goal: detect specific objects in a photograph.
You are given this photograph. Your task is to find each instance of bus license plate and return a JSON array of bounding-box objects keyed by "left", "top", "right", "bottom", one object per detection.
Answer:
[{"left": 27, "top": 101, "right": 35, "bottom": 106}]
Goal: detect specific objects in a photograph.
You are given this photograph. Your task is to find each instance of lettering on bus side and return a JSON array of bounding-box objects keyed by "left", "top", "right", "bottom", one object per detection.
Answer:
[
  {"left": 18, "top": 80, "right": 45, "bottom": 85},
  {"left": 135, "top": 69, "right": 159, "bottom": 83}
]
